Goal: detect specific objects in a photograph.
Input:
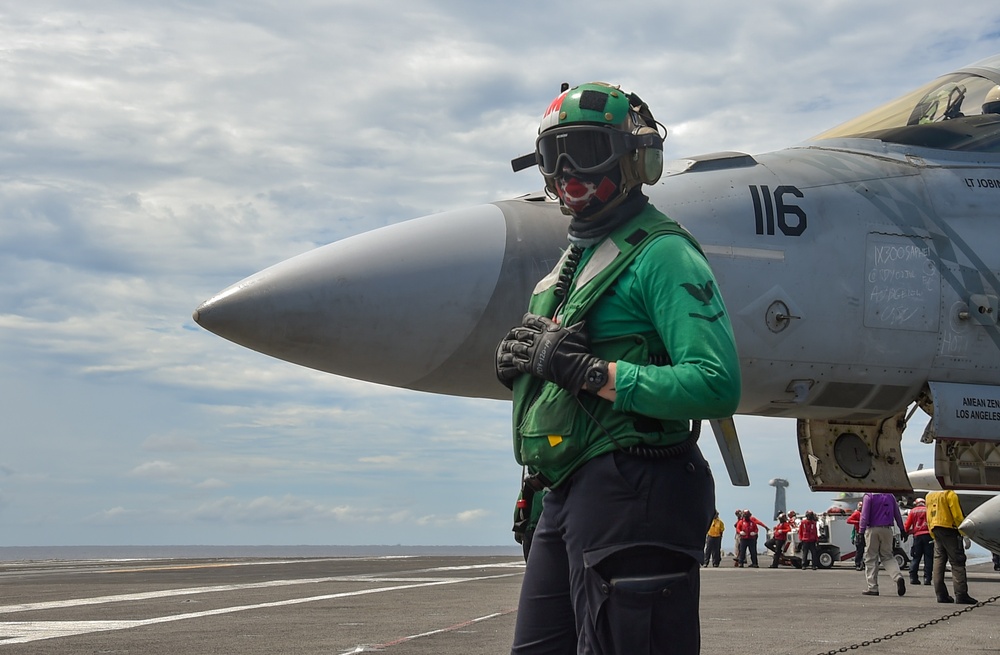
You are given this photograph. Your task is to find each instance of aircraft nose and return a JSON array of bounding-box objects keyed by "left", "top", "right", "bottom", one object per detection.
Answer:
[
  {"left": 959, "top": 516, "right": 978, "bottom": 538},
  {"left": 957, "top": 495, "right": 1000, "bottom": 556},
  {"left": 193, "top": 204, "right": 510, "bottom": 394}
]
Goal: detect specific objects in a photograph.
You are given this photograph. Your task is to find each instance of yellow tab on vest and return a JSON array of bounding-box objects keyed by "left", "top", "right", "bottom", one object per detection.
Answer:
[{"left": 547, "top": 435, "right": 563, "bottom": 447}]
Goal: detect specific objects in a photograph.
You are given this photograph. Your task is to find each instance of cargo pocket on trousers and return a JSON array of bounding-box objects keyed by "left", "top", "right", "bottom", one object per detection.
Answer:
[{"left": 583, "top": 543, "right": 700, "bottom": 655}]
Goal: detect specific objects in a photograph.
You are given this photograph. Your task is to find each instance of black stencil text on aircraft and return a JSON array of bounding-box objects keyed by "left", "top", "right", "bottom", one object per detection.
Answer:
[{"left": 750, "top": 185, "right": 807, "bottom": 236}]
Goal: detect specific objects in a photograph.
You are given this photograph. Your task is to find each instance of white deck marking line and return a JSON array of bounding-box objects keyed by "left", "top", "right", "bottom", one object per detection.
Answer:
[
  {"left": 419, "top": 562, "right": 525, "bottom": 572},
  {"left": 0, "top": 567, "right": 517, "bottom": 614},
  {"left": 0, "top": 573, "right": 522, "bottom": 645},
  {"left": 336, "top": 607, "right": 518, "bottom": 654}
]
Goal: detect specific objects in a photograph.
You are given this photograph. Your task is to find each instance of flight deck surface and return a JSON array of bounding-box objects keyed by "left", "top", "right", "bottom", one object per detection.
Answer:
[{"left": 0, "top": 555, "right": 997, "bottom": 654}]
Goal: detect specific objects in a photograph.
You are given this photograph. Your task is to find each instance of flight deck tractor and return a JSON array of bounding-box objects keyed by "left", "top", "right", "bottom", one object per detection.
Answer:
[{"left": 772, "top": 511, "right": 909, "bottom": 570}]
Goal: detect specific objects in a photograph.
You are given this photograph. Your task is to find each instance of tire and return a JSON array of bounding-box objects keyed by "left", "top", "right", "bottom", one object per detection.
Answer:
[
  {"left": 894, "top": 551, "right": 907, "bottom": 570},
  {"left": 818, "top": 550, "right": 835, "bottom": 569}
]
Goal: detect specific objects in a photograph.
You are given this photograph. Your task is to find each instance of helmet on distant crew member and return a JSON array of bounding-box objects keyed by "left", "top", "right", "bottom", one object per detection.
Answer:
[
  {"left": 530, "top": 82, "right": 665, "bottom": 220},
  {"left": 983, "top": 85, "right": 1000, "bottom": 114},
  {"left": 915, "top": 498, "right": 926, "bottom": 505}
]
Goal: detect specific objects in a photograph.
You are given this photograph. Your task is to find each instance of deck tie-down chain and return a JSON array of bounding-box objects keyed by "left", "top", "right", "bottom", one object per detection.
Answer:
[{"left": 814, "top": 594, "right": 999, "bottom": 655}]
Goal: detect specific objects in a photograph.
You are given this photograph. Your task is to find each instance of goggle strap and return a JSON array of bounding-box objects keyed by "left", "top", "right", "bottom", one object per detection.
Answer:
[{"left": 511, "top": 152, "right": 537, "bottom": 172}]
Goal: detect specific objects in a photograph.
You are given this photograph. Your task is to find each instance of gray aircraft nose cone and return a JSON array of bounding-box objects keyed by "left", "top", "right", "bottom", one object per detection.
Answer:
[{"left": 194, "top": 204, "right": 508, "bottom": 391}]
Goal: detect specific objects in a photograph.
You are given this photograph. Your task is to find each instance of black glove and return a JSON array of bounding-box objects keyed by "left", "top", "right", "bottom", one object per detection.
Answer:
[
  {"left": 495, "top": 326, "right": 523, "bottom": 390},
  {"left": 496, "top": 313, "right": 609, "bottom": 395}
]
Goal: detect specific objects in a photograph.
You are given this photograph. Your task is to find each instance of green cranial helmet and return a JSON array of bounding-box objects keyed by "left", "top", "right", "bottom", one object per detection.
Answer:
[
  {"left": 538, "top": 82, "right": 633, "bottom": 132},
  {"left": 532, "top": 82, "right": 665, "bottom": 200}
]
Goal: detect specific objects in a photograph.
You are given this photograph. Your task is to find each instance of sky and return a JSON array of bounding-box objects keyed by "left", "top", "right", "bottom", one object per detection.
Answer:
[{"left": 3, "top": 1, "right": 1000, "bottom": 548}]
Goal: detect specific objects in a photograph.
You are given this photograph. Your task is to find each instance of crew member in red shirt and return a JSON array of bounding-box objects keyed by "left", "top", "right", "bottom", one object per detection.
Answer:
[
  {"left": 846, "top": 502, "right": 864, "bottom": 570},
  {"left": 768, "top": 513, "right": 792, "bottom": 568},
  {"left": 737, "top": 509, "right": 769, "bottom": 568},
  {"left": 732, "top": 509, "right": 744, "bottom": 566},
  {"left": 798, "top": 510, "right": 820, "bottom": 570},
  {"left": 904, "top": 498, "right": 932, "bottom": 585}
]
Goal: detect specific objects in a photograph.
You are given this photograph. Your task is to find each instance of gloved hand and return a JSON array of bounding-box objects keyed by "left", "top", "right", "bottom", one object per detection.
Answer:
[
  {"left": 496, "top": 313, "right": 609, "bottom": 395},
  {"left": 495, "top": 329, "right": 522, "bottom": 390}
]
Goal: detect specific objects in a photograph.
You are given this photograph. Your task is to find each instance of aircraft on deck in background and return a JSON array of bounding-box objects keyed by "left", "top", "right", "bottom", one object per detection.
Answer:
[{"left": 194, "top": 55, "right": 1000, "bottom": 551}]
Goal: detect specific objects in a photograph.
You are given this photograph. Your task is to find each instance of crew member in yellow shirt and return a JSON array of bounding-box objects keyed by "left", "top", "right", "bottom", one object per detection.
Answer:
[
  {"left": 926, "top": 489, "right": 978, "bottom": 604},
  {"left": 704, "top": 510, "right": 725, "bottom": 568}
]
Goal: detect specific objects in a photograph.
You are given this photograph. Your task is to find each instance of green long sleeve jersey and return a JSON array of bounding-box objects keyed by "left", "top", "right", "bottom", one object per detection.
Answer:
[
  {"left": 512, "top": 205, "right": 741, "bottom": 485},
  {"left": 588, "top": 232, "right": 741, "bottom": 421}
]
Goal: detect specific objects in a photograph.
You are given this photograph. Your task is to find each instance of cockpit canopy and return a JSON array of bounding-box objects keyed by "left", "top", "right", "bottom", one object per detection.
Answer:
[{"left": 812, "top": 54, "right": 1000, "bottom": 153}]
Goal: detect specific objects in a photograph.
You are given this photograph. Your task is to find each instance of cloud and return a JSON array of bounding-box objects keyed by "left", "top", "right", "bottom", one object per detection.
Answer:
[
  {"left": 83, "top": 506, "right": 140, "bottom": 525},
  {"left": 358, "top": 455, "right": 407, "bottom": 466},
  {"left": 128, "top": 461, "right": 184, "bottom": 482},
  {"left": 415, "top": 509, "right": 493, "bottom": 526},
  {"left": 194, "top": 478, "right": 229, "bottom": 490},
  {"left": 456, "top": 509, "right": 491, "bottom": 523},
  {"left": 2, "top": 0, "right": 999, "bottom": 548},
  {"left": 142, "top": 434, "right": 203, "bottom": 453},
  {"left": 191, "top": 495, "right": 323, "bottom": 524}
]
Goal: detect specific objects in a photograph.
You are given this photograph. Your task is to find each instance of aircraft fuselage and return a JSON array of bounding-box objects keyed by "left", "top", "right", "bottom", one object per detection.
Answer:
[{"left": 193, "top": 55, "right": 1000, "bottom": 494}]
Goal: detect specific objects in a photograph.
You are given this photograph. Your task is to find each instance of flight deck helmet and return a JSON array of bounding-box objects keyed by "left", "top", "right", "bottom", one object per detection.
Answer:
[
  {"left": 983, "top": 85, "right": 1000, "bottom": 114},
  {"left": 533, "top": 82, "right": 664, "bottom": 217}
]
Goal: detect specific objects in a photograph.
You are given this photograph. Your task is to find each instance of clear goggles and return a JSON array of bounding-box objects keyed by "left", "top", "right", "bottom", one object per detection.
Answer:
[{"left": 534, "top": 125, "right": 661, "bottom": 175}]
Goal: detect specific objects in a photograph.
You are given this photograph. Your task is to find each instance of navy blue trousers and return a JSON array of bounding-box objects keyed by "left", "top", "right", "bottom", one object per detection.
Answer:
[
  {"left": 909, "top": 533, "right": 933, "bottom": 582},
  {"left": 511, "top": 447, "right": 714, "bottom": 655},
  {"left": 704, "top": 535, "right": 722, "bottom": 567}
]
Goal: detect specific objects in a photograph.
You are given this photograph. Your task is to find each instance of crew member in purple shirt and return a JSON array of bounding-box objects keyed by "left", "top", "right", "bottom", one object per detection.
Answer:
[{"left": 859, "top": 492, "right": 908, "bottom": 597}]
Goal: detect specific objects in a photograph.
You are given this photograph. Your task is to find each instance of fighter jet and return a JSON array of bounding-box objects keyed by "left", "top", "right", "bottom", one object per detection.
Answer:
[{"left": 194, "top": 54, "right": 1000, "bottom": 505}]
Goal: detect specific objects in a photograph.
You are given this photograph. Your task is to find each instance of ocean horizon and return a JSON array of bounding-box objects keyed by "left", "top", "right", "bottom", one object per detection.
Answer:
[
  {"left": 0, "top": 544, "right": 524, "bottom": 562},
  {"left": 2, "top": 545, "right": 993, "bottom": 566}
]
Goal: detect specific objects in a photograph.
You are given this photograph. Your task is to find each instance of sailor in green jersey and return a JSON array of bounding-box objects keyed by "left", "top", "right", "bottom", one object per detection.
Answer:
[{"left": 497, "top": 82, "right": 741, "bottom": 655}]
